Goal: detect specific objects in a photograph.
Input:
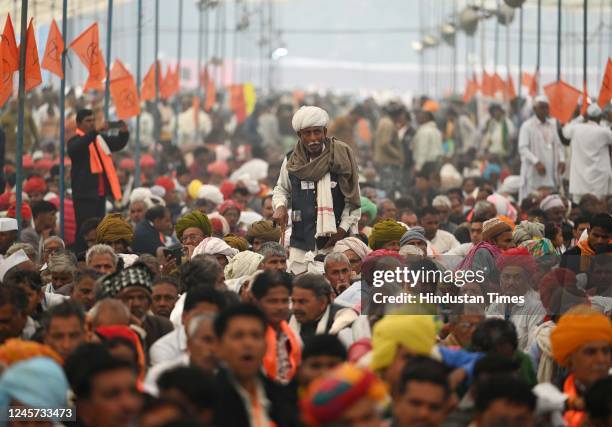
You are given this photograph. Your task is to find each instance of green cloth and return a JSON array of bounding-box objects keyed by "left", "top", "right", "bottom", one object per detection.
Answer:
[
  {"left": 368, "top": 219, "right": 406, "bottom": 250},
  {"left": 360, "top": 196, "right": 377, "bottom": 226},
  {"left": 96, "top": 213, "right": 134, "bottom": 244},
  {"left": 175, "top": 211, "right": 212, "bottom": 240}
]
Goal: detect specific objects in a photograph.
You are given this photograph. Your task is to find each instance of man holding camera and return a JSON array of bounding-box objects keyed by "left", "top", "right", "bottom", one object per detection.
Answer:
[{"left": 68, "top": 109, "right": 129, "bottom": 250}]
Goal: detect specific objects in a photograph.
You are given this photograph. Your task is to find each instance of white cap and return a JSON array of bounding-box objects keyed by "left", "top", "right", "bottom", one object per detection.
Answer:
[
  {"left": 534, "top": 95, "right": 549, "bottom": 105},
  {"left": 0, "top": 249, "right": 29, "bottom": 281},
  {"left": 197, "top": 185, "right": 224, "bottom": 206},
  {"left": 586, "top": 103, "right": 602, "bottom": 118},
  {"left": 150, "top": 185, "right": 166, "bottom": 198},
  {"left": 0, "top": 218, "right": 18, "bottom": 232}
]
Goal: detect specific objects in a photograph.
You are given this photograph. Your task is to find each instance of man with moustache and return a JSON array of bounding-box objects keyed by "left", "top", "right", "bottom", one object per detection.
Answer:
[{"left": 272, "top": 106, "right": 361, "bottom": 274}]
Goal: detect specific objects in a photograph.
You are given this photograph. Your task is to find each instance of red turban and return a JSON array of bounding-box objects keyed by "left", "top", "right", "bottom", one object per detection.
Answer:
[
  {"left": 23, "top": 176, "right": 47, "bottom": 195},
  {"left": 154, "top": 176, "right": 175, "bottom": 193},
  {"left": 119, "top": 158, "right": 135, "bottom": 171},
  {"left": 139, "top": 154, "right": 156, "bottom": 168},
  {"left": 7, "top": 202, "right": 32, "bottom": 222},
  {"left": 219, "top": 180, "right": 236, "bottom": 200},
  {"left": 218, "top": 200, "right": 243, "bottom": 215},
  {"left": 496, "top": 247, "right": 538, "bottom": 277}
]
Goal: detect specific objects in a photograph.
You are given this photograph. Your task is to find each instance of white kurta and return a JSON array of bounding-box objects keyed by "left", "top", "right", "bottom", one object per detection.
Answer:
[
  {"left": 411, "top": 121, "right": 444, "bottom": 171},
  {"left": 518, "top": 116, "right": 566, "bottom": 201},
  {"left": 563, "top": 121, "right": 612, "bottom": 201}
]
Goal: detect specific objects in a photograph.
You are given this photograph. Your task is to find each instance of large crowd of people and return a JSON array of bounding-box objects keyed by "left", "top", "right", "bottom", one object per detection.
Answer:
[{"left": 0, "top": 84, "right": 610, "bottom": 427}]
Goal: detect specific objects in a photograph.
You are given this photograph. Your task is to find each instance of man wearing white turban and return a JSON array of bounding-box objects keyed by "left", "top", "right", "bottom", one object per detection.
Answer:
[
  {"left": 518, "top": 96, "right": 566, "bottom": 202},
  {"left": 562, "top": 103, "right": 612, "bottom": 203},
  {"left": 273, "top": 106, "right": 361, "bottom": 275}
]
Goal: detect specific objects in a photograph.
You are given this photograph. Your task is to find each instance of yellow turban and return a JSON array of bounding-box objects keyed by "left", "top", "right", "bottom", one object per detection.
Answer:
[
  {"left": 246, "top": 220, "right": 281, "bottom": 243},
  {"left": 370, "top": 314, "right": 437, "bottom": 372},
  {"left": 187, "top": 179, "right": 203, "bottom": 200},
  {"left": 368, "top": 220, "right": 406, "bottom": 250},
  {"left": 224, "top": 234, "right": 249, "bottom": 252},
  {"left": 175, "top": 211, "right": 212, "bottom": 240},
  {"left": 96, "top": 213, "right": 134, "bottom": 244},
  {"left": 551, "top": 305, "right": 612, "bottom": 366},
  {"left": 0, "top": 339, "right": 63, "bottom": 366}
]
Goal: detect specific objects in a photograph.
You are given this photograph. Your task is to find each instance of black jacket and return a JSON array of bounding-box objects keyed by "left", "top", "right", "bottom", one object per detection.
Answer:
[
  {"left": 132, "top": 220, "right": 164, "bottom": 256},
  {"left": 67, "top": 129, "right": 129, "bottom": 200},
  {"left": 213, "top": 368, "right": 298, "bottom": 427}
]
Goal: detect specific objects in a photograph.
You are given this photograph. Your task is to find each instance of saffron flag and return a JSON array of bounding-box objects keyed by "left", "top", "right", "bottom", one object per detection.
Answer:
[
  {"left": 597, "top": 58, "right": 612, "bottom": 108},
  {"left": 492, "top": 73, "right": 505, "bottom": 96},
  {"left": 160, "top": 64, "right": 179, "bottom": 100},
  {"left": 463, "top": 78, "right": 479, "bottom": 103},
  {"left": 0, "top": 46, "right": 12, "bottom": 107},
  {"left": 481, "top": 71, "right": 494, "bottom": 97},
  {"left": 522, "top": 71, "right": 538, "bottom": 97},
  {"left": 544, "top": 80, "right": 581, "bottom": 124},
  {"left": 70, "top": 23, "right": 106, "bottom": 91},
  {"left": 204, "top": 78, "right": 216, "bottom": 112},
  {"left": 109, "top": 59, "right": 140, "bottom": 120},
  {"left": 505, "top": 74, "right": 517, "bottom": 100},
  {"left": 41, "top": 19, "right": 64, "bottom": 79},
  {"left": 24, "top": 19, "right": 42, "bottom": 92},
  {"left": 2, "top": 15, "right": 18, "bottom": 72},
  {"left": 141, "top": 61, "right": 158, "bottom": 101},
  {"left": 229, "top": 84, "right": 247, "bottom": 124}
]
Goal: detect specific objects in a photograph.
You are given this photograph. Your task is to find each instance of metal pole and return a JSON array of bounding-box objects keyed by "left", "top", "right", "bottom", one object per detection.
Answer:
[
  {"left": 59, "top": 0, "right": 68, "bottom": 238},
  {"left": 494, "top": 0, "right": 499, "bottom": 73},
  {"left": 104, "top": 0, "right": 113, "bottom": 120},
  {"left": 15, "top": 0, "right": 29, "bottom": 232},
  {"left": 536, "top": 0, "right": 541, "bottom": 86},
  {"left": 154, "top": 0, "right": 160, "bottom": 159},
  {"left": 452, "top": 0, "right": 457, "bottom": 94},
  {"left": 557, "top": 0, "right": 562, "bottom": 81},
  {"left": 173, "top": 0, "right": 183, "bottom": 144},
  {"left": 134, "top": 0, "right": 142, "bottom": 187},
  {"left": 583, "top": 0, "right": 587, "bottom": 97},
  {"left": 197, "top": 2, "right": 203, "bottom": 99},
  {"left": 518, "top": 5, "right": 523, "bottom": 98}
]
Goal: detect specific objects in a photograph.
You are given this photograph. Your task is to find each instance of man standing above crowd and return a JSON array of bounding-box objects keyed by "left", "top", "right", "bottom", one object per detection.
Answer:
[
  {"left": 272, "top": 106, "right": 361, "bottom": 274},
  {"left": 68, "top": 109, "right": 129, "bottom": 249},
  {"left": 518, "top": 96, "right": 565, "bottom": 201}
]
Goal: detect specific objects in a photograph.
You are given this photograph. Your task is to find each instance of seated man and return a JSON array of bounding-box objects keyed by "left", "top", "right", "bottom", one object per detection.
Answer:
[
  {"left": 132, "top": 205, "right": 173, "bottom": 256},
  {"left": 368, "top": 219, "right": 407, "bottom": 252},
  {"left": 258, "top": 242, "right": 288, "bottom": 272},
  {"left": 323, "top": 252, "right": 352, "bottom": 296},
  {"left": 473, "top": 375, "right": 536, "bottom": 427},
  {"left": 332, "top": 236, "right": 372, "bottom": 279},
  {"left": 86, "top": 244, "right": 118, "bottom": 275},
  {"left": 0, "top": 285, "right": 30, "bottom": 343},
  {"left": 95, "top": 213, "right": 135, "bottom": 254},
  {"left": 297, "top": 334, "right": 347, "bottom": 391},
  {"left": 561, "top": 213, "right": 612, "bottom": 274},
  {"left": 151, "top": 276, "right": 180, "bottom": 318},
  {"left": 246, "top": 220, "right": 281, "bottom": 252},
  {"left": 289, "top": 273, "right": 360, "bottom": 345},
  {"left": 419, "top": 206, "right": 460, "bottom": 254},
  {"left": 42, "top": 300, "right": 86, "bottom": 361}
]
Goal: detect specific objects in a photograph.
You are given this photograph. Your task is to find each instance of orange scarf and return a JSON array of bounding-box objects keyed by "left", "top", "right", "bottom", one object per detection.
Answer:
[
  {"left": 263, "top": 321, "right": 301, "bottom": 383},
  {"left": 75, "top": 128, "right": 122, "bottom": 201},
  {"left": 563, "top": 374, "right": 586, "bottom": 427},
  {"left": 577, "top": 239, "right": 595, "bottom": 272}
]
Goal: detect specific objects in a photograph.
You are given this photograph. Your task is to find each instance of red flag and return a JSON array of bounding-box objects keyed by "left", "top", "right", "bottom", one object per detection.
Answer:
[
  {"left": 544, "top": 80, "right": 581, "bottom": 124},
  {"left": 2, "top": 15, "right": 19, "bottom": 72},
  {"left": 580, "top": 81, "right": 589, "bottom": 116},
  {"left": 597, "top": 58, "right": 612, "bottom": 108},
  {"left": 505, "top": 75, "right": 517, "bottom": 100},
  {"left": 481, "top": 71, "right": 494, "bottom": 97},
  {"left": 492, "top": 73, "right": 506, "bottom": 96},
  {"left": 463, "top": 79, "right": 479, "bottom": 103},
  {"left": 229, "top": 84, "right": 246, "bottom": 124},
  {"left": 70, "top": 23, "right": 106, "bottom": 91},
  {"left": 109, "top": 59, "right": 140, "bottom": 120},
  {"left": 141, "top": 61, "right": 159, "bottom": 101},
  {"left": 24, "top": 19, "right": 42, "bottom": 92},
  {"left": 41, "top": 19, "right": 64, "bottom": 79}
]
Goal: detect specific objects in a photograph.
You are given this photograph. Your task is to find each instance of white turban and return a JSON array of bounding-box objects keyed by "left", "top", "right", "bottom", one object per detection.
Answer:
[
  {"left": 192, "top": 237, "right": 238, "bottom": 259},
  {"left": 333, "top": 237, "right": 372, "bottom": 261},
  {"left": 129, "top": 187, "right": 154, "bottom": 208},
  {"left": 291, "top": 106, "right": 330, "bottom": 132},
  {"left": 535, "top": 95, "right": 549, "bottom": 105},
  {"left": 224, "top": 250, "right": 264, "bottom": 280},
  {"left": 432, "top": 195, "right": 452, "bottom": 209},
  {"left": 540, "top": 195, "right": 564, "bottom": 211},
  {"left": 197, "top": 185, "right": 224, "bottom": 205},
  {"left": 587, "top": 103, "right": 602, "bottom": 118},
  {"left": 230, "top": 159, "right": 269, "bottom": 182}
]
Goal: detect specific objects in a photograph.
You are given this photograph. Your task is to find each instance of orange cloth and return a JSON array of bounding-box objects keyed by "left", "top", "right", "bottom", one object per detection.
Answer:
[
  {"left": 577, "top": 239, "right": 596, "bottom": 273},
  {"left": 263, "top": 321, "right": 301, "bottom": 383},
  {"left": 550, "top": 305, "right": 612, "bottom": 366},
  {"left": 75, "top": 128, "right": 122, "bottom": 201},
  {"left": 0, "top": 338, "right": 62, "bottom": 366},
  {"left": 562, "top": 374, "right": 586, "bottom": 427}
]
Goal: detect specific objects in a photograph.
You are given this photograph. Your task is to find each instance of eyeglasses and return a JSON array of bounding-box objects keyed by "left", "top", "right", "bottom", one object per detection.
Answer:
[{"left": 181, "top": 233, "right": 204, "bottom": 244}]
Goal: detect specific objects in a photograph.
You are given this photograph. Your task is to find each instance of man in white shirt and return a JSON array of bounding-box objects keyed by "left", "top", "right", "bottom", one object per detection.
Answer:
[
  {"left": 518, "top": 96, "right": 566, "bottom": 202},
  {"left": 419, "top": 206, "right": 460, "bottom": 254},
  {"left": 563, "top": 104, "right": 612, "bottom": 203},
  {"left": 412, "top": 110, "right": 444, "bottom": 172}
]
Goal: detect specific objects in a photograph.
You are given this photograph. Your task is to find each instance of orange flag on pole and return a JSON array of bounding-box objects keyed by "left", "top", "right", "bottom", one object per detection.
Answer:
[
  {"left": 41, "top": 19, "right": 64, "bottom": 79},
  {"left": 481, "top": 71, "right": 494, "bottom": 97},
  {"left": 492, "top": 73, "right": 506, "bottom": 96},
  {"left": 522, "top": 71, "right": 538, "bottom": 97},
  {"left": 70, "top": 23, "right": 106, "bottom": 91},
  {"left": 160, "top": 64, "right": 172, "bottom": 100},
  {"left": 0, "top": 47, "right": 13, "bottom": 107},
  {"left": 141, "top": 61, "right": 158, "bottom": 101},
  {"left": 109, "top": 59, "right": 140, "bottom": 120},
  {"left": 597, "top": 58, "right": 612, "bottom": 108},
  {"left": 505, "top": 75, "right": 517, "bottom": 100},
  {"left": 2, "top": 15, "right": 19, "bottom": 72},
  {"left": 580, "top": 81, "right": 589, "bottom": 116},
  {"left": 204, "top": 78, "right": 216, "bottom": 112},
  {"left": 229, "top": 84, "right": 247, "bottom": 124},
  {"left": 543, "top": 80, "right": 581, "bottom": 124},
  {"left": 24, "top": 19, "right": 42, "bottom": 92},
  {"left": 463, "top": 78, "right": 479, "bottom": 103}
]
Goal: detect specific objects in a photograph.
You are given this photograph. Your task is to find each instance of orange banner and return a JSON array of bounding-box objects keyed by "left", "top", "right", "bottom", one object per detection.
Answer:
[
  {"left": 0, "top": 46, "right": 12, "bottom": 107},
  {"left": 597, "top": 58, "right": 612, "bottom": 108},
  {"left": 109, "top": 59, "right": 140, "bottom": 120},
  {"left": 544, "top": 80, "right": 581, "bottom": 124},
  {"left": 2, "top": 15, "right": 19, "bottom": 72},
  {"left": 70, "top": 23, "right": 106, "bottom": 91},
  {"left": 492, "top": 73, "right": 505, "bottom": 96},
  {"left": 481, "top": 71, "right": 494, "bottom": 97},
  {"left": 505, "top": 75, "right": 517, "bottom": 100},
  {"left": 141, "top": 61, "right": 158, "bottom": 101},
  {"left": 24, "top": 19, "right": 42, "bottom": 92},
  {"left": 463, "top": 79, "right": 479, "bottom": 103},
  {"left": 229, "top": 84, "right": 247, "bottom": 124},
  {"left": 41, "top": 19, "right": 64, "bottom": 79}
]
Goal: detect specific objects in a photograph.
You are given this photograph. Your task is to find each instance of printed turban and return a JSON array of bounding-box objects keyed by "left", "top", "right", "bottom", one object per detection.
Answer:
[
  {"left": 291, "top": 106, "right": 330, "bottom": 132},
  {"left": 551, "top": 305, "right": 612, "bottom": 366},
  {"left": 300, "top": 363, "right": 387, "bottom": 427},
  {"left": 224, "top": 250, "right": 264, "bottom": 280},
  {"left": 175, "top": 211, "right": 212, "bottom": 240},
  {"left": 333, "top": 237, "right": 372, "bottom": 260},
  {"left": 0, "top": 357, "right": 69, "bottom": 410},
  {"left": 96, "top": 213, "right": 134, "bottom": 244},
  {"left": 368, "top": 220, "right": 407, "bottom": 250},
  {"left": 247, "top": 220, "right": 281, "bottom": 243},
  {"left": 100, "top": 263, "right": 153, "bottom": 298},
  {"left": 370, "top": 314, "right": 438, "bottom": 371},
  {"left": 513, "top": 221, "right": 545, "bottom": 245},
  {"left": 360, "top": 196, "right": 378, "bottom": 226},
  {"left": 223, "top": 234, "right": 249, "bottom": 252},
  {"left": 482, "top": 217, "right": 512, "bottom": 242}
]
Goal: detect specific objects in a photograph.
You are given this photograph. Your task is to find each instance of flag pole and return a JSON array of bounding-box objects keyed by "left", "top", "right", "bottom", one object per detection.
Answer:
[
  {"left": 59, "top": 0, "right": 68, "bottom": 238},
  {"left": 104, "top": 0, "right": 113, "bottom": 120},
  {"left": 556, "top": 0, "right": 562, "bottom": 81},
  {"left": 15, "top": 0, "right": 30, "bottom": 233},
  {"left": 173, "top": 0, "right": 183, "bottom": 145},
  {"left": 134, "top": 0, "right": 143, "bottom": 187},
  {"left": 154, "top": 0, "right": 160, "bottom": 163}
]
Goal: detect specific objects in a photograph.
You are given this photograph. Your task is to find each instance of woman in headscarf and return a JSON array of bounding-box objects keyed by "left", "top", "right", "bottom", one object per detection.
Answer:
[{"left": 95, "top": 213, "right": 134, "bottom": 254}]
